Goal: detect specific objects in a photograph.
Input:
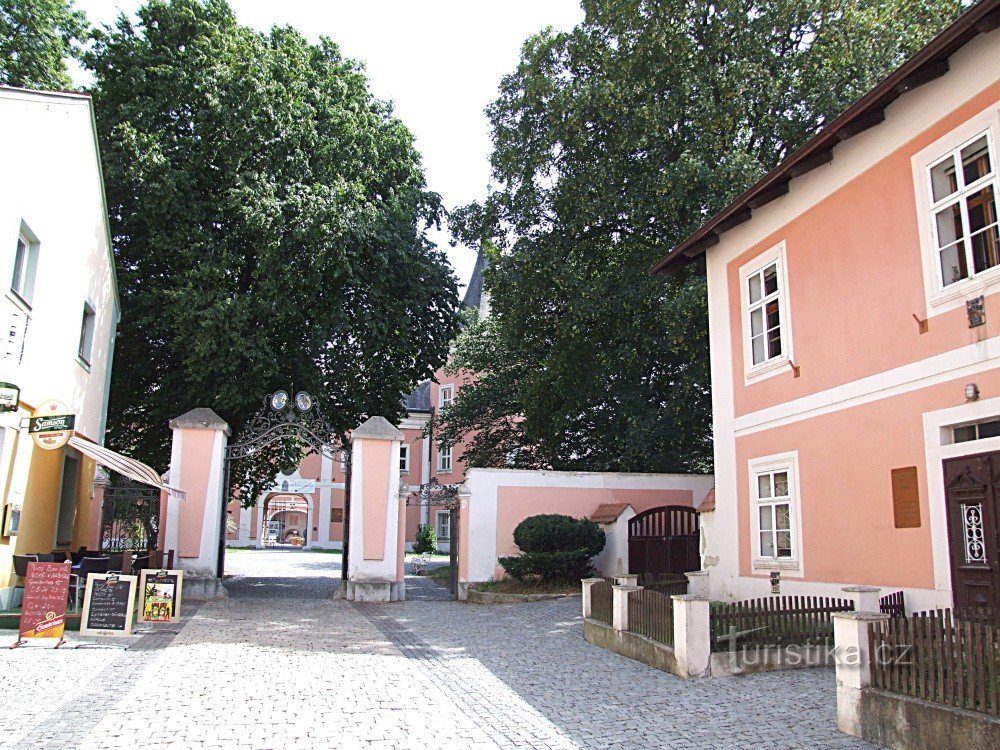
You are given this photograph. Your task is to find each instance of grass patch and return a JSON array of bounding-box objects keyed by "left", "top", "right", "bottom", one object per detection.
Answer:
[
  {"left": 428, "top": 565, "right": 452, "bottom": 581},
  {"left": 475, "top": 579, "right": 579, "bottom": 596}
]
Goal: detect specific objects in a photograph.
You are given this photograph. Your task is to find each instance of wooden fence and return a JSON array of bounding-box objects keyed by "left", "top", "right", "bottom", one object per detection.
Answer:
[
  {"left": 710, "top": 596, "right": 854, "bottom": 652},
  {"left": 590, "top": 580, "right": 613, "bottom": 625},
  {"left": 628, "top": 588, "right": 674, "bottom": 646},
  {"left": 868, "top": 608, "right": 999, "bottom": 716}
]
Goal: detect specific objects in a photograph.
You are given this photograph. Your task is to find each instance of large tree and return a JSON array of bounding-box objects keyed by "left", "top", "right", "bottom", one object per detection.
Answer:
[
  {"left": 88, "top": 0, "right": 460, "bottom": 497},
  {"left": 0, "top": 0, "right": 87, "bottom": 89},
  {"left": 440, "top": 0, "right": 963, "bottom": 473}
]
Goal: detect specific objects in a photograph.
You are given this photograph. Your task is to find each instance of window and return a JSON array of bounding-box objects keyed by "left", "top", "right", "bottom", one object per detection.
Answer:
[
  {"left": 952, "top": 418, "right": 1000, "bottom": 443},
  {"left": 739, "top": 243, "right": 793, "bottom": 381},
  {"left": 11, "top": 225, "right": 39, "bottom": 306},
  {"left": 435, "top": 510, "right": 451, "bottom": 542},
  {"left": 399, "top": 444, "right": 410, "bottom": 473},
  {"left": 78, "top": 302, "right": 96, "bottom": 365},
  {"left": 750, "top": 452, "right": 801, "bottom": 571},
  {"left": 439, "top": 385, "right": 454, "bottom": 409},
  {"left": 927, "top": 132, "right": 999, "bottom": 287},
  {"left": 55, "top": 454, "right": 80, "bottom": 547},
  {"left": 437, "top": 443, "right": 452, "bottom": 473}
]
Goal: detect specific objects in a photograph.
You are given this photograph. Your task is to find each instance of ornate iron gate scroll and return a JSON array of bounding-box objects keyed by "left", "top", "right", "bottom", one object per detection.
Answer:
[
  {"left": 100, "top": 480, "right": 160, "bottom": 552},
  {"left": 407, "top": 479, "right": 461, "bottom": 599},
  {"left": 218, "top": 391, "right": 345, "bottom": 578}
]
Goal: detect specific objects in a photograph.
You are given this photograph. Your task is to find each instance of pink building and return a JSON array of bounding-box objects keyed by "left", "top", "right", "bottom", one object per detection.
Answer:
[
  {"left": 653, "top": 4, "right": 1000, "bottom": 613},
  {"left": 226, "top": 252, "right": 486, "bottom": 552}
]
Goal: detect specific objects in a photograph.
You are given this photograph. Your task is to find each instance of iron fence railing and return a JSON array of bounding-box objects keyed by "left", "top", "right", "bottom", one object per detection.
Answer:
[
  {"left": 590, "top": 580, "right": 613, "bottom": 625},
  {"left": 628, "top": 588, "right": 674, "bottom": 646},
  {"left": 710, "top": 595, "right": 854, "bottom": 652}
]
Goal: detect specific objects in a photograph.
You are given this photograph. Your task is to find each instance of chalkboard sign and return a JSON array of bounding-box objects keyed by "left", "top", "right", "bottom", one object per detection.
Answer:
[
  {"left": 81, "top": 573, "right": 137, "bottom": 636},
  {"left": 16, "top": 562, "right": 71, "bottom": 646},
  {"left": 139, "top": 569, "right": 184, "bottom": 623}
]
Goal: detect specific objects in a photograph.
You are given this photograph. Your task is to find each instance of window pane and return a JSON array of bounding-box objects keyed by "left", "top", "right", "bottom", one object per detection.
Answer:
[
  {"left": 12, "top": 238, "right": 26, "bottom": 292},
  {"left": 939, "top": 242, "right": 969, "bottom": 286},
  {"left": 757, "top": 474, "right": 771, "bottom": 499},
  {"left": 971, "top": 224, "right": 1000, "bottom": 275},
  {"left": 961, "top": 136, "right": 992, "bottom": 185},
  {"left": 759, "top": 505, "right": 773, "bottom": 530},
  {"left": 967, "top": 185, "right": 997, "bottom": 233},
  {"left": 775, "top": 503, "right": 791, "bottom": 531},
  {"left": 760, "top": 531, "right": 775, "bottom": 558},
  {"left": 765, "top": 300, "right": 780, "bottom": 331},
  {"left": 953, "top": 425, "right": 977, "bottom": 443},
  {"left": 763, "top": 265, "right": 778, "bottom": 296},
  {"left": 968, "top": 185, "right": 999, "bottom": 273},
  {"left": 977, "top": 419, "right": 1000, "bottom": 439},
  {"left": 776, "top": 531, "right": 792, "bottom": 557},
  {"left": 935, "top": 203, "right": 964, "bottom": 248},
  {"left": 750, "top": 307, "right": 763, "bottom": 336},
  {"left": 773, "top": 472, "right": 788, "bottom": 497},
  {"left": 766, "top": 327, "right": 782, "bottom": 359},
  {"left": 748, "top": 273, "right": 762, "bottom": 304},
  {"left": 751, "top": 334, "right": 765, "bottom": 365},
  {"left": 930, "top": 155, "right": 958, "bottom": 201}
]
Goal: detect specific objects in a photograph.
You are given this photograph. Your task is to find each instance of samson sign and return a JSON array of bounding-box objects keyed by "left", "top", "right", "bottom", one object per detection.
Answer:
[
  {"left": 81, "top": 573, "right": 138, "bottom": 636},
  {"left": 14, "top": 562, "right": 71, "bottom": 647},
  {"left": 29, "top": 399, "right": 75, "bottom": 450},
  {"left": 0, "top": 382, "right": 19, "bottom": 413}
]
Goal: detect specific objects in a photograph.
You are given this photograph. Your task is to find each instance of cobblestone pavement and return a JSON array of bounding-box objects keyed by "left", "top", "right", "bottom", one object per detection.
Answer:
[{"left": 0, "top": 550, "right": 879, "bottom": 749}]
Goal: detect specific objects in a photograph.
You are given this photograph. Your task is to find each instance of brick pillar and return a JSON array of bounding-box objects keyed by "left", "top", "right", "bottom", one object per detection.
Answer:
[
  {"left": 673, "top": 594, "right": 711, "bottom": 678},
  {"left": 833, "top": 611, "right": 890, "bottom": 737}
]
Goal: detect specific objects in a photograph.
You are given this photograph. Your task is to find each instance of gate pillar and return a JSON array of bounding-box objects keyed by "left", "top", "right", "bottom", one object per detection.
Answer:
[
  {"left": 163, "top": 408, "right": 230, "bottom": 595},
  {"left": 343, "top": 416, "right": 405, "bottom": 602}
]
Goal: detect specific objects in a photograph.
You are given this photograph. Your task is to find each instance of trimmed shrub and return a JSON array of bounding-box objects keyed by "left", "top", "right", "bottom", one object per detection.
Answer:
[
  {"left": 413, "top": 524, "right": 437, "bottom": 554},
  {"left": 499, "top": 514, "right": 605, "bottom": 583}
]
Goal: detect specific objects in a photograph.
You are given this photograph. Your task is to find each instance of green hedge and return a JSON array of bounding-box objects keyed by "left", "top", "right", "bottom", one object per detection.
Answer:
[{"left": 499, "top": 514, "right": 605, "bottom": 583}]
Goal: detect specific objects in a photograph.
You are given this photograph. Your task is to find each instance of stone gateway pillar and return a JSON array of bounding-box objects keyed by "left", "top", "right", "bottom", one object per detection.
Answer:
[{"left": 343, "top": 416, "right": 405, "bottom": 602}]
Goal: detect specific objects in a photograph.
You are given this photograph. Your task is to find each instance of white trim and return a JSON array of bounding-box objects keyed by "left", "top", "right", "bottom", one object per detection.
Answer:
[
  {"left": 399, "top": 443, "right": 410, "bottom": 474},
  {"left": 435, "top": 509, "right": 451, "bottom": 542},
  {"left": 437, "top": 443, "right": 452, "bottom": 474},
  {"left": 738, "top": 241, "right": 795, "bottom": 384},
  {"left": 747, "top": 451, "right": 804, "bottom": 576},
  {"left": 912, "top": 103, "right": 1000, "bottom": 315},
  {"left": 439, "top": 384, "right": 454, "bottom": 409},
  {"left": 735, "top": 332, "right": 1000, "bottom": 437}
]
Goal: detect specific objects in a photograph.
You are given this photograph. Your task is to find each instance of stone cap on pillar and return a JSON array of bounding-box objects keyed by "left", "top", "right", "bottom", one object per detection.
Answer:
[
  {"left": 351, "top": 416, "right": 404, "bottom": 442},
  {"left": 169, "top": 408, "right": 231, "bottom": 435}
]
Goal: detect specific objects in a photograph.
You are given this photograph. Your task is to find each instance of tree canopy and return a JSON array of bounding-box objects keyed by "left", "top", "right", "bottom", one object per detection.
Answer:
[
  {"left": 87, "top": 0, "right": 460, "bottom": 499},
  {"left": 439, "top": 0, "right": 963, "bottom": 473},
  {"left": 0, "top": 0, "right": 87, "bottom": 89}
]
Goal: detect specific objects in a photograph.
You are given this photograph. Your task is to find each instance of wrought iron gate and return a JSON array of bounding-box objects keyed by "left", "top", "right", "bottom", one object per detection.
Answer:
[
  {"left": 407, "top": 479, "right": 461, "bottom": 599},
  {"left": 100, "top": 480, "right": 161, "bottom": 552},
  {"left": 628, "top": 505, "right": 700, "bottom": 584}
]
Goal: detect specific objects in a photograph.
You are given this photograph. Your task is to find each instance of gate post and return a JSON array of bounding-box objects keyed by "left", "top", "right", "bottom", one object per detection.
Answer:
[
  {"left": 343, "top": 416, "right": 405, "bottom": 602},
  {"left": 163, "top": 408, "right": 230, "bottom": 599}
]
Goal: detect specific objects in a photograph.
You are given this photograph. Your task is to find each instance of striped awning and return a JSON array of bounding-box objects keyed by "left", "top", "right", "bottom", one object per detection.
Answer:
[{"left": 68, "top": 436, "right": 186, "bottom": 500}]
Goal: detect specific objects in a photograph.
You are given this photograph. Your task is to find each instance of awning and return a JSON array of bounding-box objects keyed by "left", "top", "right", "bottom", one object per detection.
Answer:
[{"left": 68, "top": 436, "right": 186, "bottom": 500}]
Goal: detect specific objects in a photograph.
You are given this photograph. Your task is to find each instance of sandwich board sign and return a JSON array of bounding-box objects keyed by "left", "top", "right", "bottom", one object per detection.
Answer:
[
  {"left": 139, "top": 569, "right": 184, "bottom": 623},
  {"left": 14, "top": 562, "right": 71, "bottom": 647},
  {"left": 80, "top": 573, "right": 138, "bottom": 636}
]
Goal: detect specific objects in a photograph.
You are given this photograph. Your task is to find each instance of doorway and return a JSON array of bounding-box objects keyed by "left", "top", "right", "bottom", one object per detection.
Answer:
[{"left": 943, "top": 451, "right": 1000, "bottom": 610}]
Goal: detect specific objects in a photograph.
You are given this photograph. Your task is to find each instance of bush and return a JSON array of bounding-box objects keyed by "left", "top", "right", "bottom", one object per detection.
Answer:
[
  {"left": 499, "top": 514, "right": 605, "bottom": 583},
  {"left": 413, "top": 524, "right": 437, "bottom": 554}
]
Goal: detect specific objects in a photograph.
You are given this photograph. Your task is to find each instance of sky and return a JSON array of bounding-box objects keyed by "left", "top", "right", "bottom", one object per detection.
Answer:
[{"left": 71, "top": 0, "right": 585, "bottom": 291}]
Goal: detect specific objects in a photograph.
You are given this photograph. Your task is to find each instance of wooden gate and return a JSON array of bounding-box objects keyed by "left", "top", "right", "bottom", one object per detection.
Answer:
[{"left": 628, "top": 505, "right": 699, "bottom": 583}]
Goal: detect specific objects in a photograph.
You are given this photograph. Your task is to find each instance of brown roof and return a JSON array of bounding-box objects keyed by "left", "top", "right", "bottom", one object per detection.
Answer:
[
  {"left": 651, "top": 0, "right": 1000, "bottom": 276},
  {"left": 697, "top": 488, "right": 716, "bottom": 514},
  {"left": 590, "top": 503, "right": 630, "bottom": 524}
]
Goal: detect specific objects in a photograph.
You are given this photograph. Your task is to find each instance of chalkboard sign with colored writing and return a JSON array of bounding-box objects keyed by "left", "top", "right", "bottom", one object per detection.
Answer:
[
  {"left": 17, "top": 562, "right": 71, "bottom": 645},
  {"left": 139, "top": 569, "right": 184, "bottom": 623},
  {"left": 81, "top": 573, "right": 137, "bottom": 636}
]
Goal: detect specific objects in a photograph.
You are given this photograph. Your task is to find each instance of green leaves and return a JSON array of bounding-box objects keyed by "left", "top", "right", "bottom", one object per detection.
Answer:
[
  {"left": 89, "top": 0, "right": 460, "bottom": 483},
  {"left": 444, "top": 0, "right": 962, "bottom": 474},
  {"left": 0, "top": 0, "right": 87, "bottom": 89}
]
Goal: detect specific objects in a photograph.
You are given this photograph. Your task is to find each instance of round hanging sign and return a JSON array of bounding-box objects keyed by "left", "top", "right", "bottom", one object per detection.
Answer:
[{"left": 29, "top": 399, "right": 76, "bottom": 451}]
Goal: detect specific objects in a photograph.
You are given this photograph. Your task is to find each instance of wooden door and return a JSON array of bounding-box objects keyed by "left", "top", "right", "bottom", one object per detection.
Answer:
[{"left": 943, "top": 452, "right": 1000, "bottom": 609}]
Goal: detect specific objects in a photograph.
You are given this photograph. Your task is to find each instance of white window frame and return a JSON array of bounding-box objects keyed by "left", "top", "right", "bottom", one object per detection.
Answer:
[
  {"left": 738, "top": 241, "right": 794, "bottom": 384},
  {"left": 437, "top": 443, "right": 452, "bottom": 473},
  {"left": 78, "top": 301, "right": 96, "bottom": 368},
  {"left": 913, "top": 104, "right": 1000, "bottom": 316},
  {"left": 439, "top": 385, "right": 454, "bottom": 409},
  {"left": 435, "top": 509, "right": 451, "bottom": 542},
  {"left": 749, "top": 451, "right": 803, "bottom": 575},
  {"left": 10, "top": 222, "right": 39, "bottom": 309},
  {"left": 399, "top": 443, "right": 410, "bottom": 473}
]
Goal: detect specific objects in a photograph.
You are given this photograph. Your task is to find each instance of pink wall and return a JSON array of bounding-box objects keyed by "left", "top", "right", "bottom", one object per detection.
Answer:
[
  {"left": 429, "top": 368, "right": 476, "bottom": 480},
  {"left": 361, "top": 440, "right": 392, "bottom": 560},
  {"left": 177, "top": 430, "right": 217, "bottom": 558},
  {"left": 727, "top": 83, "right": 1000, "bottom": 418},
  {"left": 494, "top": 486, "right": 695, "bottom": 563}
]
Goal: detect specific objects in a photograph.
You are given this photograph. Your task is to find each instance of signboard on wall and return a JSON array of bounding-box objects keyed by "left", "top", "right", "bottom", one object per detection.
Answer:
[
  {"left": 0, "top": 382, "right": 19, "bottom": 412},
  {"left": 28, "top": 399, "right": 75, "bottom": 450},
  {"left": 272, "top": 476, "right": 316, "bottom": 494},
  {"left": 15, "top": 562, "right": 71, "bottom": 646},
  {"left": 81, "top": 573, "right": 138, "bottom": 636},
  {"left": 891, "top": 467, "right": 921, "bottom": 529},
  {"left": 139, "top": 569, "right": 184, "bottom": 623}
]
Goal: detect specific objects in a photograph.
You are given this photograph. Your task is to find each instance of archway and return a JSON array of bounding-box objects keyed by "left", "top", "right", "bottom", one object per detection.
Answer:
[{"left": 258, "top": 493, "right": 312, "bottom": 549}]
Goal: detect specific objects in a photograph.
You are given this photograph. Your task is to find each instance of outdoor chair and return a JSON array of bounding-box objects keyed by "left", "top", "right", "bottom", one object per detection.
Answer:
[
  {"left": 51, "top": 551, "right": 68, "bottom": 563},
  {"left": 71, "top": 547, "right": 89, "bottom": 565},
  {"left": 34, "top": 553, "right": 55, "bottom": 562},
  {"left": 132, "top": 554, "right": 151, "bottom": 573},
  {"left": 69, "top": 556, "right": 110, "bottom": 610},
  {"left": 12, "top": 554, "right": 37, "bottom": 590},
  {"left": 107, "top": 553, "right": 125, "bottom": 572},
  {"left": 412, "top": 552, "right": 432, "bottom": 575}
]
